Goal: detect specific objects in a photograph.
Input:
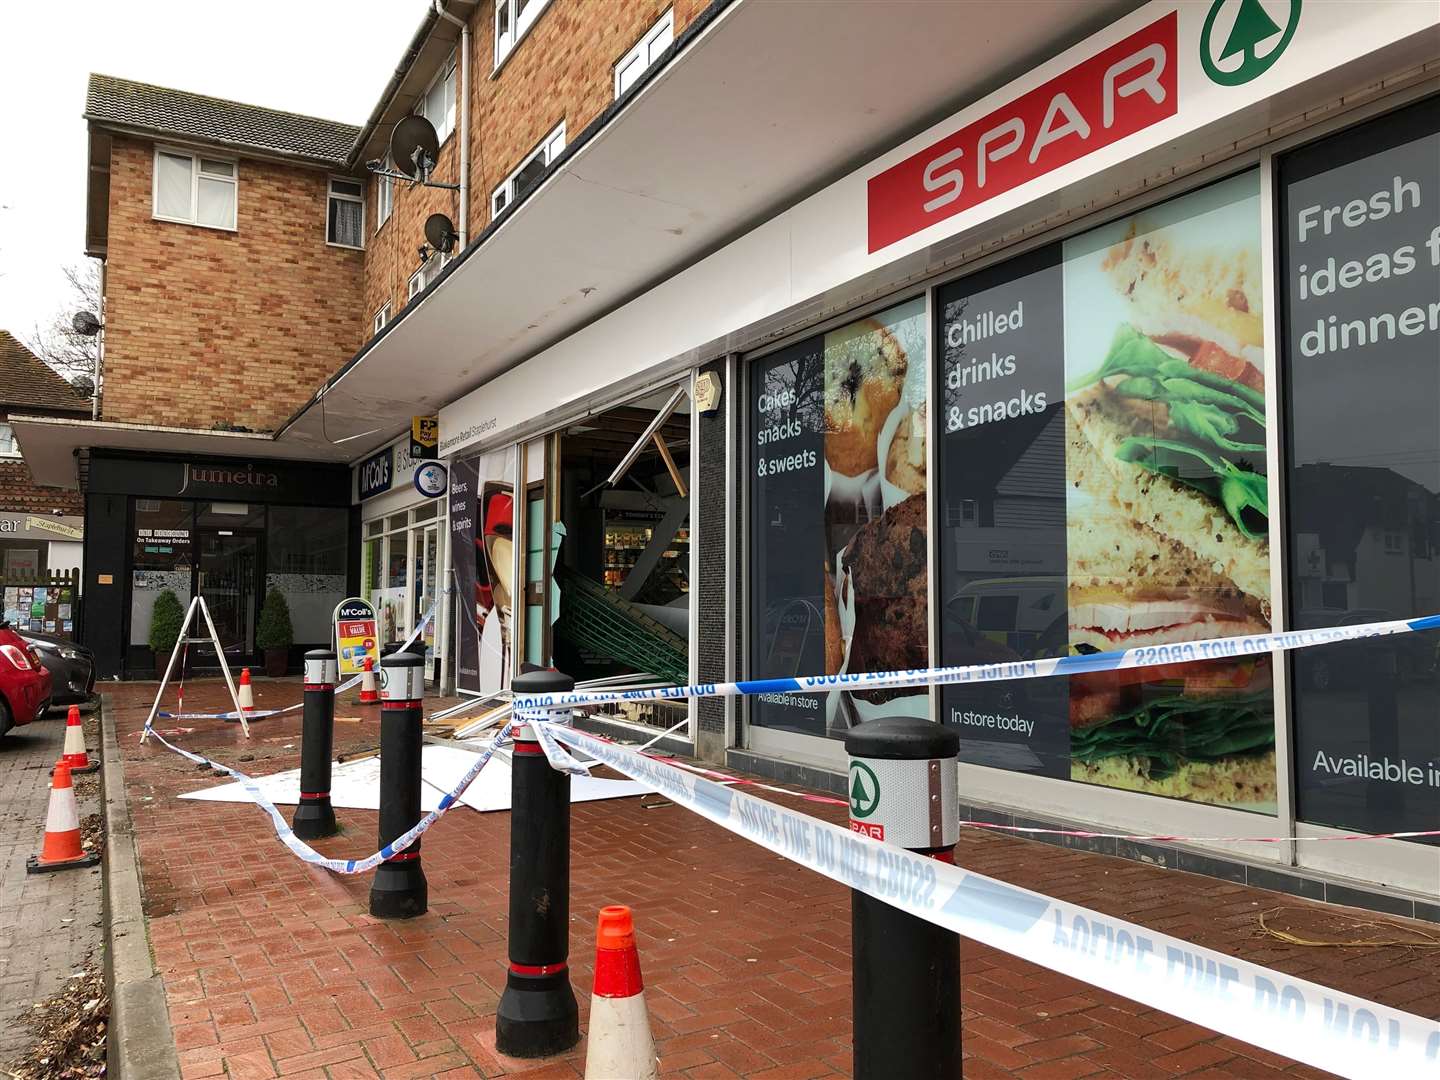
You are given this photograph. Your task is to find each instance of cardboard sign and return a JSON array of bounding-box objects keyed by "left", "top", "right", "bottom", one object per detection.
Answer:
[{"left": 333, "top": 597, "right": 379, "bottom": 675}]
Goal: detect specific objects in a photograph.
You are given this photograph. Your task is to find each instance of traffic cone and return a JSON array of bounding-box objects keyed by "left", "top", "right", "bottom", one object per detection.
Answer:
[
  {"left": 28, "top": 759, "right": 101, "bottom": 873},
  {"left": 62, "top": 705, "right": 99, "bottom": 774},
  {"left": 584, "top": 906, "right": 657, "bottom": 1080},
  {"left": 237, "top": 667, "right": 254, "bottom": 710},
  {"left": 359, "top": 656, "right": 379, "bottom": 705}
]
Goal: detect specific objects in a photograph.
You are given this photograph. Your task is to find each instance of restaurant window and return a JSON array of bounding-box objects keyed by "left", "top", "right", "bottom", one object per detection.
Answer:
[
  {"left": 936, "top": 170, "right": 1275, "bottom": 813},
  {"left": 748, "top": 297, "right": 928, "bottom": 740},
  {"left": 267, "top": 506, "right": 348, "bottom": 644},
  {"left": 130, "top": 499, "right": 193, "bottom": 646},
  {"left": 1279, "top": 97, "right": 1440, "bottom": 843}
]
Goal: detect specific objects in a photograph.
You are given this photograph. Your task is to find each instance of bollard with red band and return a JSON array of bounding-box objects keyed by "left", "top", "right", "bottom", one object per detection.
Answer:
[
  {"left": 293, "top": 649, "right": 339, "bottom": 840},
  {"left": 496, "top": 668, "right": 580, "bottom": 1057},
  {"left": 369, "top": 651, "right": 427, "bottom": 918},
  {"left": 844, "top": 718, "right": 961, "bottom": 1079}
]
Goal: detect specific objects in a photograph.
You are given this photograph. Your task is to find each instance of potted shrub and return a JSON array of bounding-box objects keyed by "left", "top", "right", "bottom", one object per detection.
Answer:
[
  {"left": 256, "top": 590, "right": 293, "bottom": 677},
  {"left": 148, "top": 589, "right": 185, "bottom": 675}
]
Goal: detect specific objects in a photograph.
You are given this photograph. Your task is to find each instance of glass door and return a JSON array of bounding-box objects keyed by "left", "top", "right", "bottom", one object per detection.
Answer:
[
  {"left": 196, "top": 529, "right": 262, "bottom": 662},
  {"left": 414, "top": 522, "right": 440, "bottom": 675}
]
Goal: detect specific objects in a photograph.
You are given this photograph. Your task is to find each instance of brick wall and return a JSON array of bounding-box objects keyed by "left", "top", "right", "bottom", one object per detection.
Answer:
[
  {"left": 0, "top": 460, "right": 82, "bottom": 516},
  {"left": 364, "top": 0, "right": 709, "bottom": 338},
  {"left": 102, "top": 136, "right": 365, "bottom": 431}
]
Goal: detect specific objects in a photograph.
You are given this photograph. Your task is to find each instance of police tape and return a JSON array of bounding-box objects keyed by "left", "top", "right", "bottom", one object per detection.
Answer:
[
  {"left": 142, "top": 719, "right": 516, "bottom": 873},
  {"left": 539, "top": 721, "right": 1440, "bottom": 1079},
  {"left": 513, "top": 612, "right": 1440, "bottom": 712},
  {"left": 153, "top": 594, "right": 445, "bottom": 723},
  {"left": 958, "top": 821, "right": 1440, "bottom": 844}
]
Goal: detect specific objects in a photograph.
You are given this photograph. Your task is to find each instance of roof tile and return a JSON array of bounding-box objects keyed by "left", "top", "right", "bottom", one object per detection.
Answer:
[{"left": 0, "top": 331, "right": 89, "bottom": 412}]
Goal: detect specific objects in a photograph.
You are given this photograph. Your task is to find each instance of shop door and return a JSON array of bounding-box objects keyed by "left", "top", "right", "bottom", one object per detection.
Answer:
[
  {"left": 196, "top": 529, "right": 262, "bottom": 662},
  {"left": 413, "top": 523, "right": 440, "bottom": 671}
]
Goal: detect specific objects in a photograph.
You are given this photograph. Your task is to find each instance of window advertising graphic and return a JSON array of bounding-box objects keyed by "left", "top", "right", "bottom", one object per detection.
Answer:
[
  {"left": 451, "top": 448, "right": 516, "bottom": 696},
  {"left": 937, "top": 249, "right": 1071, "bottom": 778},
  {"left": 750, "top": 298, "right": 928, "bottom": 738},
  {"left": 1281, "top": 101, "right": 1440, "bottom": 843}
]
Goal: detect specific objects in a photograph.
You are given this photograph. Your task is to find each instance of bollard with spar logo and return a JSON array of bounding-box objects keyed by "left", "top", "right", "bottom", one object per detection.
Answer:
[
  {"left": 845, "top": 718, "right": 961, "bottom": 1079},
  {"left": 293, "top": 649, "right": 339, "bottom": 840},
  {"left": 370, "top": 652, "right": 428, "bottom": 918}
]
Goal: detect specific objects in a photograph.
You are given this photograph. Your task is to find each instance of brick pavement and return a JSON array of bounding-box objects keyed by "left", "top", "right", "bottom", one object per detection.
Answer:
[
  {"left": 0, "top": 706, "right": 104, "bottom": 1066},
  {"left": 104, "top": 678, "right": 1439, "bottom": 1079}
]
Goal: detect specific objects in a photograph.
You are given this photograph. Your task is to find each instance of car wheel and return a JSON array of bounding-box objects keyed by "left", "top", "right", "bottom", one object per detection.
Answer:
[
  {"left": 0, "top": 698, "right": 11, "bottom": 738},
  {"left": 1309, "top": 658, "right": 1332, "bottom": 692}
]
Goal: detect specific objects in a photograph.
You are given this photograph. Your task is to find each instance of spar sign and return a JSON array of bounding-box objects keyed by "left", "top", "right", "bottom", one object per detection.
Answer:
[{"left": 332, "top": 597, "right": 379, "bottom": 676}]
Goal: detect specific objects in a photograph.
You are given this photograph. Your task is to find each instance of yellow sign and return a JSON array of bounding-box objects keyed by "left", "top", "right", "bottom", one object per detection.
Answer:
[
  {"left": 411, "top": 415, "right": 439, "bottom": 460},
  {"left": 25, "top": 515, "right": 83, "bottom": 540}
]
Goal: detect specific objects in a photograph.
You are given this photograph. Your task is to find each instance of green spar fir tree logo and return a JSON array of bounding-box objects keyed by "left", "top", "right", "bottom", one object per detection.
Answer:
[
  {"left": 849, "top": 761, "right": 880, "bottom": 819},
  {"left": 1201, "top": 0, "right": 1301, "bottom": 86}
]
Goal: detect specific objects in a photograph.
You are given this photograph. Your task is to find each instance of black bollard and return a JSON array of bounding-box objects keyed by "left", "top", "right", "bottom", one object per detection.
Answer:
[
  {"left": 495, "top": 669, "right": 580, "bottom": 1058},
  {"left": 292, "top": 649, "right": 340, "bottom": 840},
  {"left": 369, "top": 651, "right": 428, "bottom": 918},
  {"left": 844, "top": 718, "right": 961, "bottom": 1080}
]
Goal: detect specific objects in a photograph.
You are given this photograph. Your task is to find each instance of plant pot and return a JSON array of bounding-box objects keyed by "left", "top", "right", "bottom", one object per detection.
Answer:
[{"left": 263, "top": 647, "right": 288, "bottom": 678}]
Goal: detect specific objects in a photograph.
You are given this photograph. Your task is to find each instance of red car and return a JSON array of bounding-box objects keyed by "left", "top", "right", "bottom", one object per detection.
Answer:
[{"left": 0, "top": 624, "right": 52, "bottom": 736}]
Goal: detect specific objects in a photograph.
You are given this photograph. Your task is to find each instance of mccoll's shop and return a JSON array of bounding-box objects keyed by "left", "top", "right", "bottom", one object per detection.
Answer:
[{"left": 439, "top": 2, "right": 1440, "bottom": 907}]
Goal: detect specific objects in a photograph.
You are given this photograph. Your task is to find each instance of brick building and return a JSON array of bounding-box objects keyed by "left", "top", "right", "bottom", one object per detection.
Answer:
[{"left": 10, "top": 0, "right": 1440, "bottom": 908}]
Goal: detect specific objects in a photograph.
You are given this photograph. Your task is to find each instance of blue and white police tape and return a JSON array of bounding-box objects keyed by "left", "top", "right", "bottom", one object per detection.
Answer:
[
  {"left": 514, "top": 612, "right": 1440, "bottom": 713},
  {"left": 540, "top": 722, "right": 1439, "bottom": 1079},
  {"left": 143, "top": 719, "right": 517, "bottom": 873},
  {"left": 153, "top": 593, "right": 445, "bottom": 723}
]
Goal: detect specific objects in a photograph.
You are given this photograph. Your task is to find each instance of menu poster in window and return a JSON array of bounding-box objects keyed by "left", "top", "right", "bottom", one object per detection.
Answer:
[
  {"left": 937, "top": 249, "right": 1070, "bottom": 777},
  {"left": 1062, "top": 171, "right": 1274, "bottom": 812},
  {"left": 1282, "top": 104, "right": 1440, "bottom": 842},
  {"left": 751, "top": 299, "right": 928, "bottom": 738}
]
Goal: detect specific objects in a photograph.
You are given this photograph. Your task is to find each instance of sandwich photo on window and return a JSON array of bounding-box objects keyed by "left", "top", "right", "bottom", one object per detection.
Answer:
[{"left": 1061, "top": 171, "right": 1277, "bottom": 812}]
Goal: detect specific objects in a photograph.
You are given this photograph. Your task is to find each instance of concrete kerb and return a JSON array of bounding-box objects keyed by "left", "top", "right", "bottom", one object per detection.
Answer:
[{"left": 100, "top": 699, "right": 182, "bottom": 1080}]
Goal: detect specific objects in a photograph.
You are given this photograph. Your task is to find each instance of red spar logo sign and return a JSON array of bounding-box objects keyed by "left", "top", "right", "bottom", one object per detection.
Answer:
[{"left": 867, "top": 12, "right": 1177, "bottom": 253}]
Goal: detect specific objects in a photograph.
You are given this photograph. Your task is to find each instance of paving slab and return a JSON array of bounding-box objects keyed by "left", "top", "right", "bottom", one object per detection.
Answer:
[{"left": 102, "top": 678, "right": 1439, "bottom": 1078}]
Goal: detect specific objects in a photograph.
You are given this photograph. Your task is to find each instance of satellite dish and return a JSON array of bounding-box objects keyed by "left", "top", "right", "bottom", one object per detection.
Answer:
[
  {"left": 71, "top": 311, "right": 101, "bottom": 336},
  {"left": 424, "top": 213, "right": 457, "bottom": 254},
  {"left": 390, "top": 115, "right": 440, "bottom": 179}
]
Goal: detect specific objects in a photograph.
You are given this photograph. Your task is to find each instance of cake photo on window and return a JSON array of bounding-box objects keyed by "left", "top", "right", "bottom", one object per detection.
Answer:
[{"left": 1062, "top": 173, "right": 1277, "bottom": 810}]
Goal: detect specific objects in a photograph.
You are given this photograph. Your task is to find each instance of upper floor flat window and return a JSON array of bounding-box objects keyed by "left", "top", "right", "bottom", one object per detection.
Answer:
[
  {"left": 408, "top": 252, "right": 450, "bottom": 300},
  {"left": 491, "top": 123, "right": 565, "bottom": 219},
  {"left": 494, "top": 0, "right": 553, "bottom": 70},
  {"left": 615, "top": 9, "right": 673, "bottom": 98},
  {"left": 154, "top": 149, "right": 236, "bottom": 230},
  {"left": 418, "top": 56, "right": 457, "bottom": 144},
  {"left": 0, "top": 423, "right": 19, "bottom": 458},
  {"left": 373, "top": 303, "right": 392, "bottom": 336},
  {"left": 327, "top": 178, "right": 365, "bottom": 249},
  {"left": 376, "top": 155, "right": 394, "bottom": 231}
]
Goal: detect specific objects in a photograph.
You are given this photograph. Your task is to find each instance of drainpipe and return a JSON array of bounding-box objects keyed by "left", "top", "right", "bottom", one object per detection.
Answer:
[{"left": 434, "top": 0, "right": 470, "bottom": 248}]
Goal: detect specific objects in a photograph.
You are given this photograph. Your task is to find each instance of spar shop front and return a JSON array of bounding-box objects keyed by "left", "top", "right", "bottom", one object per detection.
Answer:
[{"left": 439, "top": 2, "right": 1440, "bottom": 912}]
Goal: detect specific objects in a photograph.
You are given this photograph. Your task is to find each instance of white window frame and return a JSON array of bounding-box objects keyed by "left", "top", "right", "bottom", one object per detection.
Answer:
[
  {"left": 375, "top": 156, "right": 394, "bottom": 232},
  {"left": 490, "top": 123, "right": 565, "bottom": 220},
  {"left": 326, "top": 177, "right": 365, "bottom": 250},
  {"left": 0, "top": 422, "right": 20, "bottom": 458},
  {"left": 417, "top": 54, "right": 458, "bottom": 144},
  {"left": 407, "top": 252, "right": 451, "bottom": 300},
  {"left": 152, "top": 146, "right": 237, "bottom": 231},
  {"left": 614, "top": 8, "right": 674, "bottom": 99},
  {"left": 494, "top": 0, "right": 554, "bottom": 71},
  {"left": 372, "top": 303, "right": 392, "bottom": 336}
]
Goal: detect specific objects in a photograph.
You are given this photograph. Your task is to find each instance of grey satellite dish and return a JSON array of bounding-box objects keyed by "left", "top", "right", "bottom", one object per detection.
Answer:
[
  {"left": 72, "top": 310, "right": 101, "bottom": 336},
  {"left": 391, "top": 115, "right": 440, "bottom": 179},
  {"left": 424, "top": 213, "right": 457, "bottom": 254}
]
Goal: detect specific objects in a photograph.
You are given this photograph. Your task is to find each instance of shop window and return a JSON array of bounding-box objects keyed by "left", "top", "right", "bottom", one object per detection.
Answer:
[
  {"left": 267, "top": 506, "right": 348, "bottom": 645},
  {"left": 491, "top": 124, "right": 565, "bottom": 219},
  {"left": 933, "top": 170, "right": 1275, "bottom": 812},
  {"left": 130, "top": 499, "right": 193, "bottom": 647},
  {"left": 494, "top": 0, "right": 553, "bottom": 70},
  {"left": 1280, "top": 98, "right": 1440, "bottom": 843},
  {"left": 153, "top": 149, "right": 236, "bottom": 230},
  {"left": 749, "top": 297, "right": 929, "bottom": 740},
  {"left": 448, "top": 448, "right": 517, "bottom": 697},
  {"left": 615, "top": 9, "right": 673, "bottom": 98},
  {"left": 327, "top": 178, "right": 365, "bottom": 249}
]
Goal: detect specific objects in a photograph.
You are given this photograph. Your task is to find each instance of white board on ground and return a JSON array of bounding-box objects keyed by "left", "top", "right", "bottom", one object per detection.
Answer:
[{"left": 178, "top": 744, "right": 645, "bottom": 812}]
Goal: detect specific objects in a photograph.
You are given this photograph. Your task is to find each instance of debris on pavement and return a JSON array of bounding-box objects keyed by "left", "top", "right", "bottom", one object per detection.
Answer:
[{"left": 7, "top": 958, "right": 107, "bottom": 1079}]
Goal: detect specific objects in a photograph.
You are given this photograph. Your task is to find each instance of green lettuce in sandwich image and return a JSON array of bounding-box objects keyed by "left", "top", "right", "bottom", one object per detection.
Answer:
[{"left": 1065, "top": 219, "right": 1276, "bottom": 809}]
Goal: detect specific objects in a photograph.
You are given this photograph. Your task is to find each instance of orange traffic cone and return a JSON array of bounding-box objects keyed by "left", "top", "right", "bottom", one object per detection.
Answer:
[
  {"left": 28, "top": 759, "right": 101, "bottom": 873},
  {"left": 237, "top": 667, "right": 255, "bottom": 710},
  {"left": 61, "top": 705, "right": 99, "bottom": 774},
  {"left": 359, "top": 656, "right": 379, "bottom": 705},
  {"left": 584, "top": 906, "right": 657, "bottom": 1080}
]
